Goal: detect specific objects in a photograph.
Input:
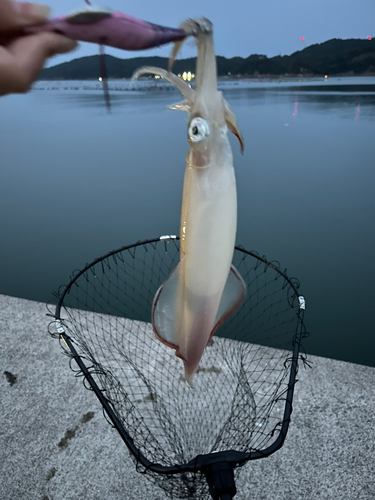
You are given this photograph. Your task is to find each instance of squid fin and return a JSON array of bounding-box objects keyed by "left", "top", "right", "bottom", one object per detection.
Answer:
[
  {"left": 152, "top": 261, "right": 182, "bottom": 348},
  {"left": 152, "top": 262, "right": 246, "bottom": 355},
  {"left": 212, "top": 265, "right": 246, "bottom": 337}
]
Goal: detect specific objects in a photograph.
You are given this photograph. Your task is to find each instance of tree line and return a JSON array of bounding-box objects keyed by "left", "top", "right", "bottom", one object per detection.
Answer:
[{"left": 40, "top": 38, "right": 375, "bottom": 80}]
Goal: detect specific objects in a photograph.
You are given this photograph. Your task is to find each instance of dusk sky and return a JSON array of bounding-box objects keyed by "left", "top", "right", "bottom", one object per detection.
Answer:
[{"left": 45, "top": 0, "right": 375, "bottom": 66}]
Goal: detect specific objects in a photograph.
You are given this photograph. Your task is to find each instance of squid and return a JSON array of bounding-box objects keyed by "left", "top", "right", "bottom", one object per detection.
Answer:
[{"left": 133, "top": 19, "right": 246, "bottom": 386}]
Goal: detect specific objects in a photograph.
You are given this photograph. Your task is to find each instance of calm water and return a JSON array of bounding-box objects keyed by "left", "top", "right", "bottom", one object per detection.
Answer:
[{"left": 1, "top": 76, "right": 374, "bottom": 367}]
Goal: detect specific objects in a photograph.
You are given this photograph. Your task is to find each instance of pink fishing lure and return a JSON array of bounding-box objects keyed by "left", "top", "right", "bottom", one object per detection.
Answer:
[{"left": 3, "top": 7, "right": 190, "bottom": 50}]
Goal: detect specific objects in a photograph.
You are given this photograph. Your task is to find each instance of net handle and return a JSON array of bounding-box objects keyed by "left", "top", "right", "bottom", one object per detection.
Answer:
[{"left": 203, "top": 461, "right": 237, "bottom": 500}]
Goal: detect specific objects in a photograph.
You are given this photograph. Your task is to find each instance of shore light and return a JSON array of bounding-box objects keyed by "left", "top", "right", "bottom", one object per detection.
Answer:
[
  {"left": 181, "top": 71, "right": 195, "bottom": 81},
  {"left": 98, "top": 77, "right": 102, "bottom": 82}
]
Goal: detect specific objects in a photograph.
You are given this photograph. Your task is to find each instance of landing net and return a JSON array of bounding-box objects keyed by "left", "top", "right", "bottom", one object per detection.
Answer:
[{"left": 50, "top": 236, "right": 307, "bottom": 499}]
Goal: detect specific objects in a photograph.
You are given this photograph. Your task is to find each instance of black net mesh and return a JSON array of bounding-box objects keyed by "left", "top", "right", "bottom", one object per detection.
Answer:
[{"left": 50, "top": 237, "right": 306, "bottom": 499}]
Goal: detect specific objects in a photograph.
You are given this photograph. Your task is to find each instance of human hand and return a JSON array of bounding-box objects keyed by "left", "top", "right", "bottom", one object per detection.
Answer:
[{"left": 0, "top": 0, "right": 77, "bottom": 96}]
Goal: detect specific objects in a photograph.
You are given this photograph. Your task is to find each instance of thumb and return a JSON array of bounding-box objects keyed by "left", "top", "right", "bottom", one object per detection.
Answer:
[
  {"left": 14, "top": 2, "right": 51, "bottom": 25},
  {"left": 2, "top": 33, "right": 77, "bottom": 94},
  {"left": 0, "top": 2, "right": 50, "bottom": 31}
]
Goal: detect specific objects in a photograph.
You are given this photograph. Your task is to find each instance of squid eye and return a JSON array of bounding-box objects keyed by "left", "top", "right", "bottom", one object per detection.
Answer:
[{"left": 188, "top": 117, "right": 210, "bottom": 142}]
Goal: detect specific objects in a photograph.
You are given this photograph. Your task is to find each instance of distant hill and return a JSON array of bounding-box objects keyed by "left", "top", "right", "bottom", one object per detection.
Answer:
[{"left": 40, "top": 38, "right": 375, "bottom": 80}]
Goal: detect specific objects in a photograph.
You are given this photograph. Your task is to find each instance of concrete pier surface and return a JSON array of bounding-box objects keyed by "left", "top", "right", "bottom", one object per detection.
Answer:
[{"left": 1, "top": 293, "right": 374, "bottom": 500}]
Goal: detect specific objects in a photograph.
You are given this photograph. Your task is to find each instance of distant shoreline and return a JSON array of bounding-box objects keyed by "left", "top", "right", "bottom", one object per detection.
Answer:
[
  {"left": 40, "top": 38, "right": 375, "bottom": 80},
  {"left": 224, "top": 72, "right": 375, "bottom": 78},
  {"left": 38, "top": 73, "right": 375, "bottom": 82}
]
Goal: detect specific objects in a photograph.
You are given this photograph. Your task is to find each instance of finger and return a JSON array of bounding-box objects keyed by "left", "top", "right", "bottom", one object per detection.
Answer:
[
  {"left": 0, "top": 0, "right": 18, "bottom": 30},
  {"left": 0, "top": 2, "right": 50, "bottom": 31},
  {"left": 1, "top": 32, "right": 77, "bottom": 93}
]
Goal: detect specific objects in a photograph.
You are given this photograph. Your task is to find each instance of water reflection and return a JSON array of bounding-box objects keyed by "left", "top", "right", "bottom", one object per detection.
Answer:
[
  {"left": 292, "top": 96, "right": 298, "bottom": 118},
  {"left": 221, "top": 85, "right": 375, "bottom": 120},
  {"left": 32, "top": 77, "right": 375, "bottom": 119},
  {"left": 1, "top": 77, "right": 375, "bottom": 368},
  {"left": 355, "top": 103, "right": 361, "bottom": 121}
]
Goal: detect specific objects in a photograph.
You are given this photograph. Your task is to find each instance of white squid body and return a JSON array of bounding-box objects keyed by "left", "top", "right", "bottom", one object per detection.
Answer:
[{"left": 133, "top": 19, "right": 246, "bottom": 386}]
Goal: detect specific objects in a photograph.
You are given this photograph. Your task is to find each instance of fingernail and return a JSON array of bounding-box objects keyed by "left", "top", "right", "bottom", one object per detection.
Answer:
[
  {"left": 58, "top": 38, "right": 78, "bottom": 54},
  {"left": 29, "top": 4, "right": 51, "bottom": 19},
  {"left": 50, "top": 36, "right": 78, "bottom": 55},
  {"left": 16, "top": 2, "right": 51, "bottom": 21}
]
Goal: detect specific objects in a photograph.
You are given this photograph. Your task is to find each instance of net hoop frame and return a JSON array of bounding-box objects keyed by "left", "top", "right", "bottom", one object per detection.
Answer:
[{"left": 53, "top": 235, "right": 306, "bottom": 476}]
